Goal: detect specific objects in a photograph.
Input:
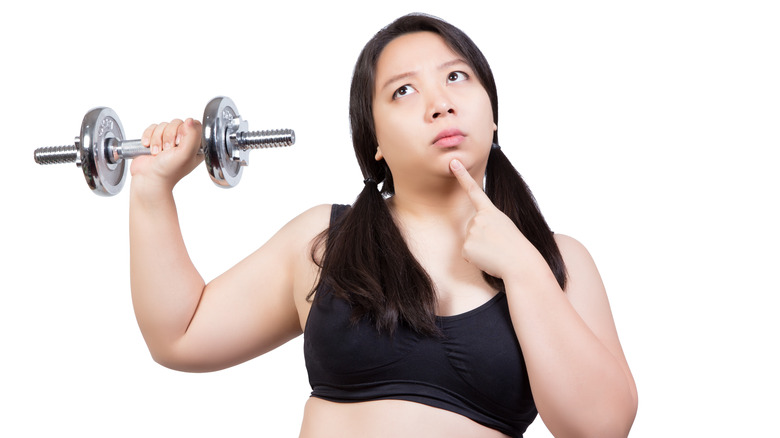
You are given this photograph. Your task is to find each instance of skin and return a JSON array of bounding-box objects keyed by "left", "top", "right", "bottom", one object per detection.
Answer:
[{"left": 130, "top": 31, "right": 637, "bottom": 438}]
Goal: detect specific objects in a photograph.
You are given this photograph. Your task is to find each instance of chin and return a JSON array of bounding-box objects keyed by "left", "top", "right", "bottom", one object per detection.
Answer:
[{"left": 444, "top": 149, "right": 486, "bottom": 167}]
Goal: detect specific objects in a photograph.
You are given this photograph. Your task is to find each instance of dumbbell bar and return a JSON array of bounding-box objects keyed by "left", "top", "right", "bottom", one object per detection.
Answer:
[{"left": 33, "top": 96, "right": 295, "bottom": 196}]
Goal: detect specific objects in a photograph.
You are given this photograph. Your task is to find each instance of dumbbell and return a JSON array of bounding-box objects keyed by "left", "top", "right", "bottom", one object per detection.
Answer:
[{"left": 33, "top": 96, "right": 295, "bottom": 196}]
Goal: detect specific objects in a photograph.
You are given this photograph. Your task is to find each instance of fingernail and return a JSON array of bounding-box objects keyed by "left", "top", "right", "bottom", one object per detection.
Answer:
[
  {"left": 175, "top": 135, "right": 181, "bottom": 146},
  {"left": 142, "top": 137, "right": 149, "bottom": 146},
  {"left": 450, "top": 159, "right": 463, "bottom": 170},
  {"left": 163, "top": 142, "right": 171, "bottom": 150},
  {"left": 152, "top": 145, "right": 160, "bottom": 155}
]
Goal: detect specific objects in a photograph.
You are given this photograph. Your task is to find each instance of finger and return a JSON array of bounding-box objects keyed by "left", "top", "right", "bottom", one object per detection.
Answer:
[
  {"left": 162, "top": 119, "right": 184, "bottom": 151},
  {"left": 449, "top": 159, "right": 493, "bottom": 211},
  {"left": 141, "top": 124, "right": 158, "bottom": 147},
  {"left": 178, "top": 118, "right": 203, "bottom": 156},
  {"left": 150, "top": 122, "right": 169, "bottom": 155}
]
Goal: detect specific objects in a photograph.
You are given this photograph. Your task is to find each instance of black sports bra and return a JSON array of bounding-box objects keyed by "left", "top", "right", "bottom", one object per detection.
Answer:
[{"left": 303, "top": 204, "right": 537, "bottom": 437}]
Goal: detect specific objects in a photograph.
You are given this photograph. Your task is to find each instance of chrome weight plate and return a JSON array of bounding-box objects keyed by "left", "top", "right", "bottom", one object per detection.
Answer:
[
  {"left": 202, "top": 96, "right": 246, "bottom": 188},
  {"left": 79, "top": 107, "right": 127, "bottom": 196}
]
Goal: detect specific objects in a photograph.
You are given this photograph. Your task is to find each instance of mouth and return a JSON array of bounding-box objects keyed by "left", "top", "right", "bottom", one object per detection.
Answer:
[{"left": 433, "top": 129, "right": 466, "bottom": 148}]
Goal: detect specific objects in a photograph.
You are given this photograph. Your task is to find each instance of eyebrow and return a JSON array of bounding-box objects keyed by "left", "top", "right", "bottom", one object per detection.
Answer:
[{"left": 379, "top": 58, "right": 469, "bottom": 91}]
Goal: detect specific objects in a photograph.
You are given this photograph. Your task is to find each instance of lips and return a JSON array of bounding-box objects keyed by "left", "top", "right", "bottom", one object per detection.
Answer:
[{"left": 433, "top": 129, "right": 466, "bottom": 148}]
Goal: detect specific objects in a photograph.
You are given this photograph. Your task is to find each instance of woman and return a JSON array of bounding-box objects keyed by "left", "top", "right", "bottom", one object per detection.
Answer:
[{"left": 130, "top": 13, "right": 637, "bottom": 438}]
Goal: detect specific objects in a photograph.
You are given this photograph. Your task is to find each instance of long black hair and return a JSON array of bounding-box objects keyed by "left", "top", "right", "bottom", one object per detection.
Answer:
[{"left": 311, "top": 13, "right": 567, "bottom": 336}]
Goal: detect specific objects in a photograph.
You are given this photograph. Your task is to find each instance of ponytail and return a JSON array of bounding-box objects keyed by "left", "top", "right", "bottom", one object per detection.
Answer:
[
  {"left": 311, "top": 175, "right": 440, "bottom": 336},
  {"left": 484, "top": 145, "right": 567, "bottom": 291}
]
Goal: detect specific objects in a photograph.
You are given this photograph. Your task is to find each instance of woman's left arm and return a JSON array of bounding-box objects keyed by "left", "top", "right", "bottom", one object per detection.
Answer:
[
  {"left": 506, "top": 234, "right": 638, "bottom": 438},
  {"left": 450, "top": 159, "right": 637, "bottom": 438}
]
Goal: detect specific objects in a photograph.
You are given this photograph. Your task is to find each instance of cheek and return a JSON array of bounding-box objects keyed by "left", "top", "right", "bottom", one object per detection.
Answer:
[
  {"left": 373, "top": 106, "right": 415, "bottom": 151},
  {"left": 479, "top": 98, "right": 497, "bottom": 141},
  {"left": 372, "top": 105, "right": 395, "bottom": 147},
  {"left": 478, "top": 92, "right": 495, "bottom": 126},
  {"left": 469, "top": 93, "right": 496, "bottom": 142}
]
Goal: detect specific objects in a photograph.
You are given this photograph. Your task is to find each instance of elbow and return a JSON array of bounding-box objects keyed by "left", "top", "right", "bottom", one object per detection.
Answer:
[
  {"left": 147, "top": 345, "right": 224, "bottom": 373},
  {"left": 557, "top": 416, "right": 635, "bottom": 438},
  {"left": 145, "top": 338, "right": 246, "bottom": 373},
  {"left": 146, "top": 346, "right": 190, "bottom": 372},
  {"left": 149, "top": 350, "right": 218, "bottom": 373},
  {"left": 582, "top": 362, "right": 638, "bottom": 437},
  {"left": 589, "top": 423, "right": 635, "bottom": 438},
  {"left": 149, "top": 350, "right": 188, "bottom": 372},
  {"left": 587, "top": 417, "right": 636, "bottom": 438},
  {"left": 142, "top": 338, "right": 215, "bottom": 373},
  {"left": 583, "top": 388, "right": 637, "bottom": 438},
  {"left": 582, "top": 397, "right": 638, "bottom": 438},
  {"left": 546, "top": 390, "right": 638, "bottom": 438}
]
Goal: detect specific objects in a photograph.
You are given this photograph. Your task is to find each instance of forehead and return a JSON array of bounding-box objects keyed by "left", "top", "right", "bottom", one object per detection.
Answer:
[{"left": 375, "top": 31, "right": 463, "bottom": 79}]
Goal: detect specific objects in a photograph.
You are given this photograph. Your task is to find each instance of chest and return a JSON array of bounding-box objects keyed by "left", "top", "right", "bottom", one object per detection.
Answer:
[
  {"left": 304, "top": 290, "right": 534, "bottom": 412},
  {"left": 401, "top": 225, "right": 497, "bottom": 317}
]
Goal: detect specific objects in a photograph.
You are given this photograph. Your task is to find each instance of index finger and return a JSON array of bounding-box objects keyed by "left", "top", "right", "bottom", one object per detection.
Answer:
[
  {"left": 141, "top": 124, "right": 158, "bottom": 147},
  {"left": 449, "top": 159, "right": 493, "bottom": 211}
]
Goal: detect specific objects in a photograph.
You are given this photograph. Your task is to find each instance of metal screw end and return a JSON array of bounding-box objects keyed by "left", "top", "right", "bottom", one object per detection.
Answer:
[
  {"left": 34, "top": 145, "right": 78, "bottom": 165},
  {"left": 233, "top": 129, "right": 296, "bottom": 150}
]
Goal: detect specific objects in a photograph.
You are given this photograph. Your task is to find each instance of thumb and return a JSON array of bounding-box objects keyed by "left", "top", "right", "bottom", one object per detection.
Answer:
[
  {"left": 178, "top": 118, "right": 203, "bottom": 156},
  {"left": 450, "top": 159, "right": 493, "bottom": 211}
]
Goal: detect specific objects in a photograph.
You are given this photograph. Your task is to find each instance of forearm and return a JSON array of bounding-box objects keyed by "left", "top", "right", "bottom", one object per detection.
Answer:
[
  {"left": 129, "top": 179, "right": 206, "bottom": 360},
  {"left": 448, "top": 159, "right": 636, "bottom": 435},
  {"left": 505, "top": 267, "right": 636, "bottom": 437}
]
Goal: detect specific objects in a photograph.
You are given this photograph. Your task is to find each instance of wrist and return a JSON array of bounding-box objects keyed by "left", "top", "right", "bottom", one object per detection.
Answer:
[
  {"left": 130, "top": 174, "right": 176, "bottom": 206},
  {"left": 501, "top": 246, "right": 560, "bottom": 293}
]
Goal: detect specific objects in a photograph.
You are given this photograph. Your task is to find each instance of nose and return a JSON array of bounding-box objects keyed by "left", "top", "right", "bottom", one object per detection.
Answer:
[
  {"left": 428, "top": 92, "right": 456, "bottom": 122},
  {"left": 432, "top": 106, "right": 455, "bottom": 120}
]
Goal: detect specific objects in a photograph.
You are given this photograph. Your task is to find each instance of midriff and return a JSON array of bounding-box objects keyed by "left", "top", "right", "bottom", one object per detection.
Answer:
[{"left": 299, "top": 397, "right": 510, "bottom": 438}]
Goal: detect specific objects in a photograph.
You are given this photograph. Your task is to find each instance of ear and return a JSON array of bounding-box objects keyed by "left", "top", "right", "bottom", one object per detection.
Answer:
[
  {"left": 493, "top": 122, "right": 498, "bottom": 132},
  {"left": 375, "top": 146, "right": 384, "bottom": 161}
]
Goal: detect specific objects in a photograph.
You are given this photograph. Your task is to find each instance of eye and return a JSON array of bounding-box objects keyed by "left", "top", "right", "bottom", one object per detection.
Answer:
[
  {"left": 447, "top": 71, "right": 469, "bottom": 83},
  {"left": 392, "top": 85, "right": 416, "bottom": 100}
]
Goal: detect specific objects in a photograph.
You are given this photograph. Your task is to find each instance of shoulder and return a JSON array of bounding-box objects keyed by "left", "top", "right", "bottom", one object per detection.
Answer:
[
  {"left": 551, "top": 233, "right": 620, "bottom": 347},
  {"left": 552, "top": 233, "right": 604, "bottom": 295},
  {"left": 289, "top": 203, "right": 334, "bottom": 228},
  {"left": 257, "top": 204, "right": 336, "bottom": 265},
  {"left": 553, "top": 233, "right": 593, "bottom": 264},
  {"left": 277, "top": 204, "right": 334, "bottom": 241}
]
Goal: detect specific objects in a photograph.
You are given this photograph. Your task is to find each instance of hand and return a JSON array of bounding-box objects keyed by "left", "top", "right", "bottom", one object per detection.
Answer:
[
  {"left": 130, "top": 118, "right": 205, "bottom": 193},
  {"left": 449, "top": 159, "right": 529, "bottom": 279}
]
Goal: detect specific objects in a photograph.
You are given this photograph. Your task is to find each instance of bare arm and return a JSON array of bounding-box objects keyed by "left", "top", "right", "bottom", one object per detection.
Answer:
[
  {"left": 450, "top": 159, "right": 637, "bottom": 437},
  {"left": 503, "top": 235, "right": 637, "bottom": 438},
  {"left": 129, "top": 118, "right": 328, "bottom": 372}
]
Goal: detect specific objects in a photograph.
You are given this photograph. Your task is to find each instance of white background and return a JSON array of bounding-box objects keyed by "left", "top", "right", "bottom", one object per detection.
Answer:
[{"left": 1, "top": 1, "right": 778, "bottom": 436}]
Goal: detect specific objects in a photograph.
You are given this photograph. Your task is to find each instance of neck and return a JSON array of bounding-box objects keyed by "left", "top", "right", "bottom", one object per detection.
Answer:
[{"left": 388, "top": 169, "right": 485, "bottom": 226}]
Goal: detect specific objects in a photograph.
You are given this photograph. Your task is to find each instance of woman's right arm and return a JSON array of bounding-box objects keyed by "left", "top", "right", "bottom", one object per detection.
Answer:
[{"left": 129, "top": 118, "right": 328, "bottom": 372}]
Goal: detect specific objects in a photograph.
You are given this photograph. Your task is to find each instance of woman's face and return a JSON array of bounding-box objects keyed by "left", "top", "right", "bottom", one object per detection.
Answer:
[{"left": 372, "top": 31, "right": 496, "bottom": 187}]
